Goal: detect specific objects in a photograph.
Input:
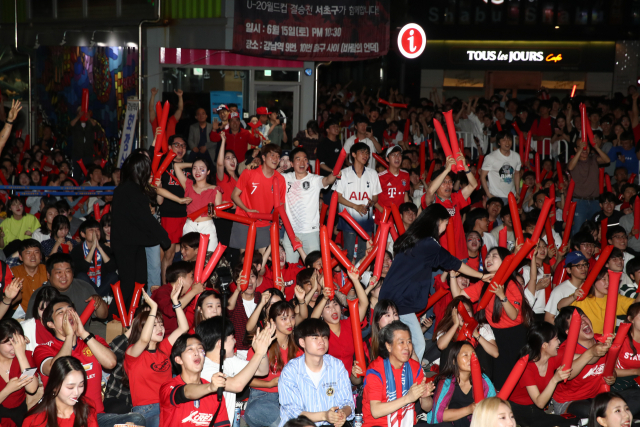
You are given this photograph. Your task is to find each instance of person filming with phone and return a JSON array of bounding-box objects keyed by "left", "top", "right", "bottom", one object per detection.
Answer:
[{"left": 343, "top": 115, "right": 382, "bottom": 169}]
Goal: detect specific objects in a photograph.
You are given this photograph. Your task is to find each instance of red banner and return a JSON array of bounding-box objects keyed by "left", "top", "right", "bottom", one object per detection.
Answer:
[{"left": 233, "top": 0, "right": 390, "bottom": 61}]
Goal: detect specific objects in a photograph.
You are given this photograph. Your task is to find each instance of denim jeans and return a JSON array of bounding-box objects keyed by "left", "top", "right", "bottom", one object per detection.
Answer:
[
  {"left": 97, "top": 411, "right": 147, "bottom": 427},
  {"left": 132, "top": 402, "right": 160, "bottom": 427},
  {"left": 283, "top": 231, "right": 320, "bottom": 263},
  {"left": 145, "top": 245, "right": 161, "bottom": 292},
  {"left": 572, "top": 198, "right": 600, "bottom": 236},
  {"left": 399, "top": 313, "right": 425, "bottom": 362},
  {"left": 342, "top": 231, "right": 367, "bottom": 263},
  {"left": 244, "top": 388, "right": 280, "bottom": 427}
]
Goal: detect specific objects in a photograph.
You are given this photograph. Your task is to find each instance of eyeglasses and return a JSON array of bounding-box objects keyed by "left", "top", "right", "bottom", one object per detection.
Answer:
[
  {"left": 172, "top": 143, "right": 186, "bottom": 149},
  {"left": 580, "top": 243, "right": 595, "bottom": 250},
  {"left": 571, "top": 263, "right": 590, "bottom": 270}
]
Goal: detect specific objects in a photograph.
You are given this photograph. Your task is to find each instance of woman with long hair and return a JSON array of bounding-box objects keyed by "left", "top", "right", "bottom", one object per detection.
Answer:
[
  {"left": 100, "top": 213, "right": 112, "bottom": 247},
  {"left": 41, "top": 215, "right": 76, "bottom": 258},
  {"left": 427, "top": 341, "right": 496, "bottom": 426},
  {"left": 124, "top": 283, "right": 188, "bottom": 427},
  {"left": 365, "top": 299, "right": 401, "bottom": 362},
  {"left": 508, "top": 322, "right": 575, "bottom": 427},
  {"left": 588, "top": 392, "right": 633, "bottom": 427},
  {"left": 246, "top": 288, "right": 284, "bottom": 336},
  {"left": 0, "top": 319, "right": 38, "bottom": 426},
  {"left": 434, "top": 296, "right": 498, "bottom": 376},
  {"left": 245, "top": 301, "right": 302, "bottom": 427},
  {"left": 32, "top": 205, "right": 58, "bottom": 243},
  {"left": 193, "top": 290, "right": 223, "bottom": 329},
  {"left": 215, "top": 133, "right": 240, "bottom": 263},
  {"left": 379, "top": 203, "right": 493, "bottom": 363},
  {"left": 158, "top": 157, "right": 222, "bottom": 252},
  {"left": 23, "top": 356, "right": 98, "bottom": 427},
  {"left": 112, "top": 151, "right": 171, "bottom": 304},
  {"left": 451, "top": 246, "right": 535, "bottom": 390},
  {"left": 20, "top": 286, "right": 60, "bottom": 352},
  {"left": 469, "top": 397, "right": 516, "bottom": 427}
]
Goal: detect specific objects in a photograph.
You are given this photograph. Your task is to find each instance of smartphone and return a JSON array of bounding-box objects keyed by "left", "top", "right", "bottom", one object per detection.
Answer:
[
  {"left": 20, "top": 368, "right": 36, "bottom": 378},
  {"left": 366, "top": 126, "right": 372, "bottom": 133}
]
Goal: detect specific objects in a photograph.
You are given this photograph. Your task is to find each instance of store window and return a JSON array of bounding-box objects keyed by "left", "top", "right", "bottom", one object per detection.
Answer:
[{"left": 254, "top": 70, "right": 300, "bottom": 82}]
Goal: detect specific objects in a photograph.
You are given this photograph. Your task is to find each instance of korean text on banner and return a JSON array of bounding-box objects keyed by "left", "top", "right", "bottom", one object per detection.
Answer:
[
  {"left": 117, "top": 98, "right": 140, "bottom": 168},
  {"left": 233, "top": 0, "right": 390, "bottom": 61}
]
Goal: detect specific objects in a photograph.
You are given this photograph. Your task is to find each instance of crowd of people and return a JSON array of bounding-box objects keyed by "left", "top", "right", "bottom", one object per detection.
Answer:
[{"left": 0, "top": 82, "right": 637, "bottom": 427}]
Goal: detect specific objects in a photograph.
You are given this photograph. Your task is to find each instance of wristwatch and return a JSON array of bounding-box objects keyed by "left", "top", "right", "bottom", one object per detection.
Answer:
[
  {"left": 500, "top": 297, "right": 508, "bottom": 303},
  {"left": 82, "top": 333, "right": 95, "bottom": 344}
]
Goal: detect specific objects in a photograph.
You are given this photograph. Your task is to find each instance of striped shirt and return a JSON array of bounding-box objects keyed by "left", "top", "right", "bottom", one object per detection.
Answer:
[{"left": 278, "top": 354, "right": 355, "bottom": 427}]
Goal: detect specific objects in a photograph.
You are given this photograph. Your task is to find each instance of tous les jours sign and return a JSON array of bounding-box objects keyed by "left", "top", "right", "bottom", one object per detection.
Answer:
[{"left": 466, "top": 50, "right": 563, "bottom": 63}]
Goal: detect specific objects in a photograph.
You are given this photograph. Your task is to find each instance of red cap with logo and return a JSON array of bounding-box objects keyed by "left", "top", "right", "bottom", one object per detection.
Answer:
[
  {"left": 229, "top": 111, "right": 240, "bottom": 120},
  {"left": 256, "top": 107, "right": 269, "bottom": 115}
]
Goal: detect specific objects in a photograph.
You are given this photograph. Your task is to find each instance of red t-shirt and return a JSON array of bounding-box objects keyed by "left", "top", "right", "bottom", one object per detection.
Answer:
[
  {"left": 34, "top": 336, "right": 110, "bottom": 414},
  {"left": 159, "top": 375, "right": 230, "bottom": 427},
  {"left": 329, "top": 319, "right": 355, "bottom": 373},
  {"left": 425, "top": 192, "right": 469, "bottom": 260},
  {"left": 263, "top": 263, "right": 305, "bottom": 300},
  {"left": 217, "top": 174, "right": 237, "bottom": 205},
  {"left": 0, "top": 351, "right": 34, "bottom": 409},
  {"left": 151, "top": 284, "right": 197, "bottom": 334},
  {"left": 531, "top": 116, "right": 553, "bottom": 138},
  {"left": 464, "top": 280, "right": 524, "bottom": 329},
  {"left": 210, "top": 129, "right": 260, "bottom": 163},
  {"left": 124, "top": 338, "right": 173, "bottom": 407},
  {"left": 616, "top": 336, "right": 640, "bottom": 370},
  {"left": 362, "top": 357, "right": 424, "bottom": 427},
  {"left": 633, "top": 123, "right": 640, "bottom": 145},
  {"left": 510, "top": 356, "right": 562, "bottom": 406},
  {"left": 35, "top": 321, "right": 54, "bottom": 347},
  {"left": 553, "top": 338, "right": 605, "bottom": 403},
  {"left": 375, "top": 170, "right": 410, "bottom": 224},
  {"left": 235, "top": 168, "right": 286, "bottom": 228},
  {"left": 23, "top": 404, "right": 99, "bottom": 427},
  {"left": 247, "top": 347, "right": 303, "bottom": 393}
]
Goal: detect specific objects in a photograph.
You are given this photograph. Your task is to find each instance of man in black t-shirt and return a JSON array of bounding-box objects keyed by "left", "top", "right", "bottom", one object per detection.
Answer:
[
  {"left": 316, "top": 119, "right": 343, "bottom": 177},
  {"left": 368, "top": 108, "right": 391, "bottom": 145},
  {"left": 156, "top": 134, "right": 192, "bottom": 282}
]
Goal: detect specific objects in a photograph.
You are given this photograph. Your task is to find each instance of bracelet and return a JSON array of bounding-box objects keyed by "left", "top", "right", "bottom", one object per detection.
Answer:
[
  {"left": 148, "top": 314, "right": 156, "bottom": 317},
  {"left": 82, "top": 333, "right": 95, "bottom": 344},
  {"left": 1, "top": 298, "right": 10, "bottom": 305},
  {"left": 5, "top": 120, "right": 13, "bottom": 125},
  {"left": 172, "top": 302, "right": 182, "bottom": 310}
]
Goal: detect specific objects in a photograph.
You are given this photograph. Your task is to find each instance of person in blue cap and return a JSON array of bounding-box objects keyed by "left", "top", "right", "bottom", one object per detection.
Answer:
[{"left": 544, "top": 251, "right": 589, "bottom": 323}]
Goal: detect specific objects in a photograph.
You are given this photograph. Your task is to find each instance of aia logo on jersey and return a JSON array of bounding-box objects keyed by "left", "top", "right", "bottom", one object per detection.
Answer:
[
  {"left": 348, "top": 192, "right": 371, "bottom": 201},
  {"left": 182, "top": 410, "right": 213, "bottom": 425},
  {"left": 150, "top": 359, "right": 171, "bottom": 373}
]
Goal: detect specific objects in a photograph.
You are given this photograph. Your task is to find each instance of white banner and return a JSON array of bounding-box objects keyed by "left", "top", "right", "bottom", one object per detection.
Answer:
[{"left": 117, "top": 98, "right": 140, "bottom": 168}]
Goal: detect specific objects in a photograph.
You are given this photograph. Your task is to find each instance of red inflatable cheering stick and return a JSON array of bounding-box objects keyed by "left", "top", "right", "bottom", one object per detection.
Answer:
[
  {"left": 470, "top": 353, "right": 484, "bottom": 403},
  {"left": 320, "top": 225, "right": 334, "bottom": 299},
  {"left": 326, "top": 191, "right": 339, "bottom": 241},
  {"left": 79, "top": 299, "right": 95, "bottom": 325},
  {"left": 240, "top": 224, "right": 257, "bottom": 291},
  {"left": 348, "top": 299, "right": 367, "bottom": 377},
  {"left": 127, "top": 282, "right": 146, "bottom": 325},
  {"left": 193, "top": 234, "right": 210, "bottom": 284},
  {"left": 576, "top": 245, "right": 614, "bottom": 301},
  {"left": 561, "top": 309, "right": 581, "bottom": 381},
  {"left": 332, "top": 149, "right": 347, "bottom": 176},
  {"left": 110, "top": 281, "right": 129, "bottom": 327},
  {"left": 201, "top": 243, "right": 227, "bottom": 282},
  {"left": 497, "top": 355, "right": 530, "bottom": 400},
  {"left": 372, "top": 222, "right": 391, "bottom": 283},
  {"left": 603, "top": 270, "right": 622, "bottom": 339},
  {"left": 270, "top": 223, "right": 283, "bottom": 292},
  {"left": 80, "top": 89, "right": 89, "bottom": 122},
  {"left": 338, "top": 210, "right": 372, "bottom": 242},
  {"left": 599, "top": 322, "right": 631, "bottom": 393}
]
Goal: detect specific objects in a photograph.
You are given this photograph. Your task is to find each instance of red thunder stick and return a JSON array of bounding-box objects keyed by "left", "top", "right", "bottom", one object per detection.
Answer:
[
  {"left": 326, "top": 191, "right": 339, "bottom": 241},
  {"left": 443, "top": 110, "right": 465, "bottom": 171},
  {"left": 278, "top": 206, "right": 302, "bottom": 251},
  {"left": 428, "top": 139, "right": 434, "bottom": 160},
  {"left": 240, "top": 223, "right": 257, "bottom": 291},
  {"left": 635, "top": 196, "right": 640, "bottom": 239},
  {"left": 499, "top": 226, "right": 507, "bottom": 248},
  {"left": 348, "top": 298, "right": 367, "bottom": 377},
  {"left": 502, "top": 240, "right": 537, "bottom": 280},
  {"left": 563, "top": 180, "right": 575, "bottom": 222},
  {"left": 154, "top": 102, "right": 163, "bottom": 154},
  {"left": 320, "top": 225, "right": 334, "bottom": 299},
  {"left": 416, "top": 288, "right": 450, "bottom": 318},
  {"left": 432, "top": 119, "right": 457, "bottom": 172},
  {"left": 201, "top": 243, "right": 227, "bottom": 282},
  {"left": 357, "top": 244, "right": 378, "bottom": 276},
  {"left": 127, "top": 282, "right": 146, "bottom": 325},
  {"left": 446, "top": 219, "right": 456, "bottom": 258},
  {"left": 390, "top": 203, "right": 406, "bottom": 235},
  {"left": 531, "top": 198, "right": 554, "bottom": 243},
  {"left": 79, "top": 299, "right": 95, "bottom": 325},
  {"left": 161, "top": 101, "right": 171, "bottom": 152},
  {"left": 605, "top": 173, "right": 613, "bottom": 193},
  {"left": 580, "top": 103, "right": 588, "bottom": 146},
  {"left": 602, "top": 270, "right": 622, "bottom": 339},
  {"left": 576, "top": 245, "right": 614, "bottom": 301},
  {"left": 559, "top": 202, "right": 576, "bottom": 254},
  {"left": 151, "top": 152, "right": 163, "bottom": 175},
  {"left": 517, "top": 185, "right": 529, "bottom": 209},
  {"left": 628, "top": 173, "right": 637, "bottom": 184},
  {"left": 373, "top": 222, "right": 391, "bottom": 282},
  {"left": 70, "top": 196, "right": 90, "bottom": 215},
  {"left": 110, "top": 281, "right": 129, "bottom": 327},
  {"left": 93, "top": 202, "right": 101, "bottom": 221},
  {"left": 470, "top": 353, "right": 484, "bottom": 403},
  {"left": 389, "top": 223, "right": 399, "bottom": 241},
  {"left": 497, "top": 355, "right": 530, "bottom": 400},
  {"left": 77, "top": 159, "right": 88, "bottom": 176},
  {"left": 425, "top": 161, "right": 436, "bottom": 184},
  {"left": 561, "top": 309, "right": 581, "bottom": 379},
  {"left": 544, "top": 219, "right": 555, "bottom": 263},
  {"left": 320, "top": 203, "right": 328, "bottom": 226},
  {"left": 549, "top": 184, "right": 556, "bottom": 226},
  {"left": 508, "top": 193, "right": 524, "bottom": 246},
  {"left": 601, "top": 323, "right": 631, "bottom": 381},
  {"left": 332, "top": 149, "right": 347, "bottom": 176},
  {"left": 315, "top": 159, "right": 321, "bottom": 175},
  {"left": 329, "top": 240, "right": 356, "bottom": 272},
  {"left": 372, "top": 153, "right": 389, "bottom": 169},
  {"left": 270, "top": 223, "right": 283, "bottom": 292},
  {"left": 420, "top": 142, "right": 426, "bottom": 178},
  {"left": 338, "top": 210, "right": 372, "bottom": 242},
  {"left": 193, "top": 234, "right": 210, "bottom": 284},
  {"left": 152, "top": 150, "right": 177, "bottom": 184},
  {"left": 535, "top": 152, "right": 541, "bottom": 183},
  {"left": 80, "top": 88, "right": 89, "bottom": 122},
  {"left": 524, "top": 132, "right": 532, "bottom": 170},
  {"left": 247, "top": 212, "right": 274, "bottom": 221},
  {"left": 556, "top": 161, "right": 564, "bottom": 185},
  {"left": 599, "top": 168, "right": 604, "bottom": 194}
]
